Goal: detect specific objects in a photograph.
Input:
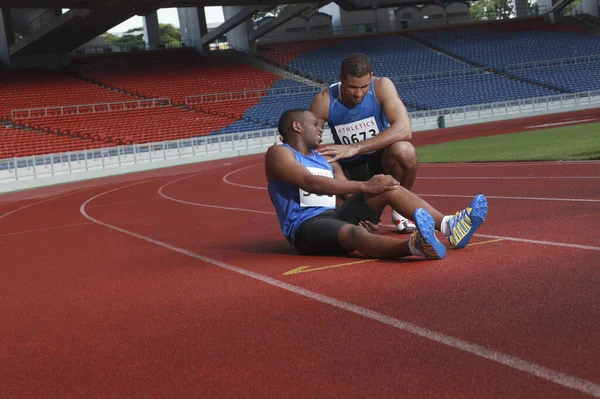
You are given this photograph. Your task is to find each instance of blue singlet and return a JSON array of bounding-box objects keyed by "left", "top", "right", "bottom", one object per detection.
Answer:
[{"left": 327, "top": 79, "right": 389, "bottom": 164}]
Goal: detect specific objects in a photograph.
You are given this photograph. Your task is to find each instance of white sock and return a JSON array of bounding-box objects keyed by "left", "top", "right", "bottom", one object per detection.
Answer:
[
  {"left": 440, "top": 216, "right": 452, "bottom": 237},
  {"left": 408, "top": 235, "right": 425, "bottom": 257}
]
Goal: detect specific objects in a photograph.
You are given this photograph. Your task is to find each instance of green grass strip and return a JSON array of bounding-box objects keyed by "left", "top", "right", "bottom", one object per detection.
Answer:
[{"left": 417, "top": 122, "right": 600, "bottom": 163}]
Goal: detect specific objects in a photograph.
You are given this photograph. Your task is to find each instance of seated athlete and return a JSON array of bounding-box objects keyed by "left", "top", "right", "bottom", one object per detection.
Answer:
[{"left": 265, "top": 108, "right": 488, "bottom": 259}]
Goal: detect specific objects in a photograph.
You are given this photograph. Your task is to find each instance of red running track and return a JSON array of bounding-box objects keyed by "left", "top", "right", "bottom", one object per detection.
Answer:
[{"left": 0, "top": 113, "right": 599, "bottom": 398}]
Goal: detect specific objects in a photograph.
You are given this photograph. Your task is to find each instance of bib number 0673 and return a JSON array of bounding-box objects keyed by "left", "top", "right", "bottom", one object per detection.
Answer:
[{"left": 340, "top": 129, "right": 376, "bottom": 145}]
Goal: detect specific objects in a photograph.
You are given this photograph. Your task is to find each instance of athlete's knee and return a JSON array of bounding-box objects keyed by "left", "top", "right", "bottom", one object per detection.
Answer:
[
  {"left": 389, "top": 141, "right": 418, "bottom": 169},
  {"left": 338, "top": 224, "right": 368, "bottom": 251}
]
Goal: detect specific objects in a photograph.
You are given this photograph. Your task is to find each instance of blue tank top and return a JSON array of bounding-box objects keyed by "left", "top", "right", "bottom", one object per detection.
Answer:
[
  {"left": 328, "top": 79, "right": 389, "bottom": 164},
  {"left": 267, "top": 144, "right": 336, "bottom": 244}
]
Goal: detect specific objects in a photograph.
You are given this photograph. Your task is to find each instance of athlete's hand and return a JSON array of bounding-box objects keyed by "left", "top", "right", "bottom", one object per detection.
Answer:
[
  {"left": 363, "top": 174, "right": 400, "bottom": 194},
  {"left": 316, "top": 144, "right": 358, "bottom": 162},
  {"left": 359, "top": 220, "right": 380, "bottom": 234}
]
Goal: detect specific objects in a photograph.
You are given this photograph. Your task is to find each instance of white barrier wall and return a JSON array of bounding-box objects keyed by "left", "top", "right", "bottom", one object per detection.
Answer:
[{"left": 1, "top": 91, "right": 599, "bottom": 193}]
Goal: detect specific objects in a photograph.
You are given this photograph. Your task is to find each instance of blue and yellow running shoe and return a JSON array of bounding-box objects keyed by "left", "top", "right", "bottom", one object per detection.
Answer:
[
  {"left": 448, "top": 194, "right": 488, "bottom": 249},
  {"left": 410, "top": 208, "right": 447, "bottom": 260}
]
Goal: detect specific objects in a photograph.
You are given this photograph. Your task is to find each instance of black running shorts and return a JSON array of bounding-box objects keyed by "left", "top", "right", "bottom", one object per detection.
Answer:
[
  {"left": 340, "top": 153, "right": 384, "bottom": 182},
  {"left": 293, "top": 193, "right": 382, "bottom": 255}
]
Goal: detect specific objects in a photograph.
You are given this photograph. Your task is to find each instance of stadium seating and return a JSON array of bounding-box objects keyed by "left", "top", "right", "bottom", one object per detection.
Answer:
[
  {"left": 412, "top": 27, "right": 600, "bottom": 70},
  {"left": 70, "top": 49, "right": 285, "bottom": 105},
  {"left": 508, "top": 62, "right": 600, "bottom": 92},
  {"left": 0, "top": 125, "right": 111, "bottom": 159},
  {"left": 395, "top": 73, "right": 558, "bottom": 109},
  {"left": 0, "top": 68, "right": 135, "bottom": 122},
  {"left": 3, "top": 19, "right": 599, "bottom": 160},
  {"left": 13, "top": 106, "right": 256, "bottom": 146}
]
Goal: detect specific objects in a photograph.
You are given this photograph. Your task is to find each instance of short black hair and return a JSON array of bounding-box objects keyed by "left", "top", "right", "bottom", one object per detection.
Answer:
[
  {"left": 341, "top": 53, "right": 373, "bottom": 78},
  {"left": 277, "top": 108, "right": 308, "bottom": 142}
]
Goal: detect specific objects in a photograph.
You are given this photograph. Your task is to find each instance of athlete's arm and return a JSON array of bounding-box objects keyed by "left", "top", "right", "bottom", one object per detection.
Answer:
[
  {"left": 329, "top": 157, "right": 352, "bottom": 203},
  {"left": 353, "top": 77, "right": 412, "bottom": 154},
  {"left": 330, "top": 159, "right": 380, "bottom": 232},
  {"left": 308, "top": 89, "right": 330, "bottom": 130},
  {"left": 265, "top": 145, "right": 398, "bottom": 195}
]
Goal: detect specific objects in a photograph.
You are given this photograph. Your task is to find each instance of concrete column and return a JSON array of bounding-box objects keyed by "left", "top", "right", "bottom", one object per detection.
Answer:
[
  {"left": 582, "top": 0, "right": 599, "bottom": 17},
  {"left": 143, "top": 12, "right": 161, "bottom": 50},
  {"left": 0, "top": 8, "right": 13, "bottom": 64},
  {"left": 537, "top": 0, "right": 553, "bottom": 18},
  {"left": 222, "top": 6, "right": 253, "bottom": 52},
  {"left": 514, "top": 0, "right": 530, "bottom": 18},
  {"left": 178, "top": 7, "right": 208, "bottom": 54}
]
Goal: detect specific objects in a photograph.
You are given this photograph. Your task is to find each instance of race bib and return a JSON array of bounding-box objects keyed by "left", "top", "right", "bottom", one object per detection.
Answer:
[
  {"left": 299, "top": 167, "right": 336, "bottom": 208},
  {"left": 334, "top": 116, "right": 380, "bottom": 145}
]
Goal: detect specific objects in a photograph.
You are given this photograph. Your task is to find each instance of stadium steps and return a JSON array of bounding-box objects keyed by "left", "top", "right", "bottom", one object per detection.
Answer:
[
  {"left": 567, "top": 15, "right": 600, "bottom": 35},
  {"left": 64, "top": 68, "right": 148, "bottom": 100},
  {"left": 404, "top": 32, "right": 570, "bottom": 95},
  {"left": 222, "top": 48, "right": 324, "bottom": 86}
]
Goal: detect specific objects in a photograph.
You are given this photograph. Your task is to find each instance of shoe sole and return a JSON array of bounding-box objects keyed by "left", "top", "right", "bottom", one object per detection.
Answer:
[
  {"left": 414, "top": 208, "right": 447, "bottom": 260},
  {"left": 455, "top": 194, "right": 489, "bottom": 249}
]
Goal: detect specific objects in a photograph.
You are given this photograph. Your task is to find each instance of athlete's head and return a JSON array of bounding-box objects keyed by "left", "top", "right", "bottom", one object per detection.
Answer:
[
  {"left": 339, "top": 53, "right": 373, "bottom": 106},
  {"left": 278, "top": 109, "right": 323, "bottom": 149}
]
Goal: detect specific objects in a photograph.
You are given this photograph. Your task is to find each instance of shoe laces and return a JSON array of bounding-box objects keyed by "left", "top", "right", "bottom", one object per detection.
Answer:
[{"left": 449, "top": 207, "right": 472, "bottom": 243}]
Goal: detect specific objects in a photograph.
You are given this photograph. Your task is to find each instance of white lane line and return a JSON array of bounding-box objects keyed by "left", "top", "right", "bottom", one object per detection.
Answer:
[
  {"left": 473, "top": 233, "right": 600, "bottom": 252},
  {"left": 378, "top": 224, "right": 600, "bottom": 252},
  {"left": 222, "top": 163, "right": 266, "bottom": 189},
  {"left": 79, "top": 179, "right": 600, "bottom": 398},
  {"left": 165, "top": 173, "right": 600, "bottom": 252},
  {"left": 418, "top": 161, "right": 600, "bottom": 167},
  {"left": 160, "top": 172, "right": 274, "bottom": 214},
  {"left": 0, "top": 188, "right": 87, "bottom": 221},
  {"left": 526, "top": 119, "right": 598, "bottom": 129},
  {"left": 221, "top": 169, "right": 600, "bottom": 203},
  {"left": 0, "top": 222, "right": 94, "bottom": 237},
  {"left": 417, "top": 176, "right": 600, "bottom": 180},
  {"left": 419, "top": 194, "right": 600, "bottom": 203},
  {"left": 87, "top": 197, "right": 163, "bottom": 209}
]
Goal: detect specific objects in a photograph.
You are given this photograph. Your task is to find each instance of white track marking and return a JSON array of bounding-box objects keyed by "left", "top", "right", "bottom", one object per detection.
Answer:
[
  {"left": 418, "top": 161, "right": 600, "bottom": 167},
  {"left": 221, "top": 164, "right": 600, "bottom": 202},
  {"left": 221, "top": 170, "right": 600, "bottom": 203},
  {"left": 79, "top": 180, "right": 600, "bottom": 398},
  {"left": 417, "top": 176, "right": 600, "bottom": 180},
  {"left": 473, "top": 233, "right": 600, "bottom": 252},
  {"left": 0, "top": 188, "right": 87, "bottom": 221},
  {"left": 159, "top": 173, "right": 274, "bottom": 214},
  {"left": 222, "top": 163, "right": 266, "bottom": 189},
  {"left": 418, "top": 194, "right": 600, "bottom": 203},
  {"left": 377, "top": 223, "right": 600, "bottom": 252},
  {"left": 165, "top": 172, "right": 600, "bottom": 252},
  {"left": 0, "top": 222, "right": 94, "bottom": 237},
  {"left": 87, "top": 197, "right": 163, "bottom": 209},
  {"left": 526, "top": 119, "right": 598, "bottom": 129}
]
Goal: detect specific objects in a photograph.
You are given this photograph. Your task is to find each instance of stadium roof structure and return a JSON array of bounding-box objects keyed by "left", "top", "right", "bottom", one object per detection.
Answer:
[
  {"left": 0, "top": 0, "right": 432, "bottom": 11},
  {"left": 3, "top": 0, "right": 443, "bottom": 65}
]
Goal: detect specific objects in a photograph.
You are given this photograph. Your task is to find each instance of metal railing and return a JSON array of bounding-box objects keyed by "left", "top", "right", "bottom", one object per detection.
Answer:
[
  {"left": 11, "top": 98, "right": 172, "bottom": 120},
  {"left": 185, "top": 85, "right": 323, "bottom": 105},
  {"left": 0, "top": 90, "right": 600, "bottom": 183},
  {"left": 2, "top": 89, "right": 598, "bottom": 184},
  {"left": 409, "top": 90, "right": 600, "bottom": 125},
  {"left": 0, "top": 128, "right": 298, "bottom": 183},
  {"left": 390, "top": 67, "right": 492, "bottom": 84},
  {"left": 70, "top": 40, "right": 194, "bottom": 55},
  {"left": 505, "top": 54, "right": 600, "bottom": 71}
]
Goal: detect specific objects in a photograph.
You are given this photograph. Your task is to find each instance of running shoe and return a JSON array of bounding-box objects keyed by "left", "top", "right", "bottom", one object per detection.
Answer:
[
  {"left": 392, "top": 210, "right": 416, "bottom": 233},
  {"left": 410, "top": 208, "right": 447, "bottom": 260},
  {"left": 448, "top": 194, "right": 488, "bottom": 249}
]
